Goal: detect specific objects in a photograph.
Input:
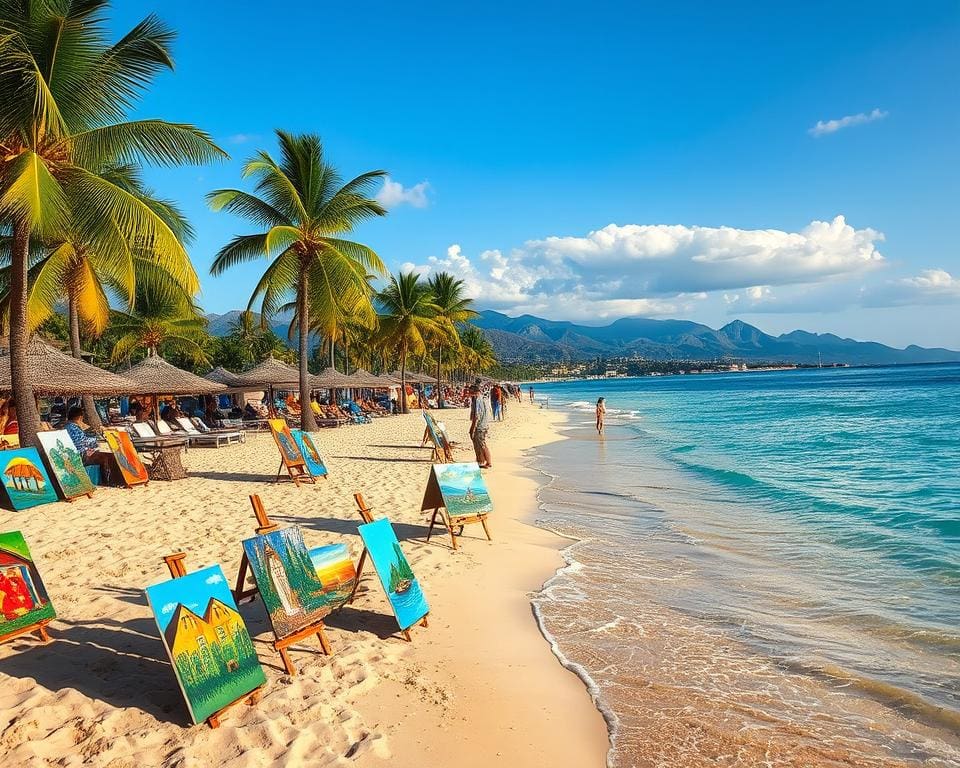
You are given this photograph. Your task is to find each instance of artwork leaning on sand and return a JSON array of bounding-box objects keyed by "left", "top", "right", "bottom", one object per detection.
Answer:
[
  {"left": 308, "top": 543, "right": 357, "bottom": 611},
  {"left": 432, "top": 462, "right": 493, "bottom": 521},
  {"left": 357, "top": 518, "right": 429, "bottom": 631},
  {"left": 145, "top": 565, "right": 266, "bottom": 725},
  {"left": 0, "top": 448, "right": 59, "bottom": 511},
  {"left": 104, "top": 430, "right": 149, "bottom": 486},
  {"left": 242, "top": 526, "right": 342, "bottom": 638},
  {"left": 0, "top": 530, "right": 55, "bottom": 637},
  {"left": 269, "top": 419, "right": 304, "bottom": 466},
  {"left": 37, "top": 430, "right": 95, "bottom": 499},
  {"left": 291, "top": 430, "right": 328, "bottom": 477}
]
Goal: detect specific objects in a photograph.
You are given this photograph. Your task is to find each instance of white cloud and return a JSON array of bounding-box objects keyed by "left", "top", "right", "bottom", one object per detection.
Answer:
[
  {"left": 809, "top": 108, "right": 888, "bottom": 137},
  {"left": 406, "top": 216, "right": 884, "bottom": 320},
  {"left": 160, "top": 602, "right": 177, "bottom": 614},
  {"left": 205, "top": 573, "right": 224, "bottom": 585},
  {"left": 227, "top": 133, "right": 259, "bottom": 145},
  {"left": 376, "top": 176, "right": 431, "bottom": 209},
  {"left": 863, "top": 269, "right": 960, "bottom": 307}
]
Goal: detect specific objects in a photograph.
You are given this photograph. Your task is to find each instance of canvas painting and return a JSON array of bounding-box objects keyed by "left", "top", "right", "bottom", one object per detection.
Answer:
[
  {"left": 104, "top": 430, "right": 149, "bottom": 486},
  {"left": 291, "top": 430, "right": 328, "bottom": 477},
  {"left": 422, "top": 412, "right": 442, "bottom": 451},
  {"left": 308, "top": 543, "right": 356, "bottom": 611},
  {"left": 434, "top": 462, "right": 493, "bottom": 521},
  {"left": 242, "top": 526, "right": 339, "bottom": 638},
  {"left": 269, "top": 419, "right": 304, "bottom": 466},
  {"left": 0, "top": 448, "right": 59, "bottom": 510},
  {"left": 37, "top": 430, "right": 95, "bottom": 499},
  {"left": 357, "top": 518, "right": 429, "bottom": 631},
  {"left": 145, "top": 565, "right": 266, "bottom": 725},
  {"left": 0, "top": 530, "right": 55, "bottom": 637}
]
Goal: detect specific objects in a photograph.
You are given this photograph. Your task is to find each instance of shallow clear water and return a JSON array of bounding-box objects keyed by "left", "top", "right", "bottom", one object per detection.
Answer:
[{"left": 529, "top": 365, "right": 960, "bottom": 767}]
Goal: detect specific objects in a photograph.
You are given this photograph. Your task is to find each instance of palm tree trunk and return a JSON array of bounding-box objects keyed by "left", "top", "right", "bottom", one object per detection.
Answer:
[
  {"left": 298, "top": 265, "right": 318, "bottom": 432},
  {"left": 329, "top": 335, "right": 335, "bottom": 370},
  {"left": 436, "top": 342, "right": 444, "bottom": 407},
  {"left": 67, "top": 289, "right": 103, "bottom": 432},
  {"left": 399, "top": 342, "right": 409, "bottom": 414},
  {"left": 9, "top": 221, "right": 42, "bottom": 447}
]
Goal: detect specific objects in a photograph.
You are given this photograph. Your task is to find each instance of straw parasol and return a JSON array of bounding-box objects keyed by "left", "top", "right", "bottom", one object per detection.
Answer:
[
  {"left": 389, "top": 369, "right": 434, "bottom": 385},
  {"left": 311, "top": 366, "right": 357, "bottom": 389},
  {"left": 233, "top": 356, "right": 302, "bottom": 390},
  {"left": 0, "top": 338, "right": 136, "bottom": 396},
  {"left": 204, "top": 366, "right": 243, "bottom": 387},
  {"left": 124, "top": 354, "right": 226, "bottom": 397},
  {"left": 345, "top": 368, "right": 393, "bottom": 388}
]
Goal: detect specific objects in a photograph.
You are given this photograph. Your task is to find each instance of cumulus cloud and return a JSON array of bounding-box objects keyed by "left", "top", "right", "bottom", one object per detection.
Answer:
[
  {"left": 863, "top": 269, "right": 960, "bottom": 307},
  {"left": 376, "top": 177, "right": 431, "bottom": 209},
  {"left": 406, "top": 216, "right": 884, "bottom": 320},
  {"left": 227, "top": 133, "right": 259, "bottom": 144},
  {"left": 809, "top": 108, "right": 888, "bottom": 137},
  {"left": 205, "top": 573, "right": 224, "bottom": 585}
]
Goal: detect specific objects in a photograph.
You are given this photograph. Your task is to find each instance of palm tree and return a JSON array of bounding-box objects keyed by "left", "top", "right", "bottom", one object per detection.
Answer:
[
  {"left": 427, "top": 272, "right": 477, "bottom": 406},
  {"left": 459, "top": 325, "right": 497, "bottom": 376},
  {"left": 209, "top": 131, "right": 386, "bottom": 430},
  {"left": 376, "top": 272, "right": 443, "bottom": 413},
  {"left": 0, "top": 3, "right": 224, "bottom": 445}
]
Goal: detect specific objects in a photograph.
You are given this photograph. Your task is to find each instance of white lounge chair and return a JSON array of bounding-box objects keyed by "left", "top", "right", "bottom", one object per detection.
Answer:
[{"left": 183, "top": 417, "right": 245, "bottom": 446}]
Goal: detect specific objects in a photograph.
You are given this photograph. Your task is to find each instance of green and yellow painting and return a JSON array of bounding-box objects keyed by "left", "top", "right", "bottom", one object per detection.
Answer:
[
  {"left": 145, "top": 565, "right": 266, "bottom": 724},
  {"left": 434, "top": 462, "right": 493, "bottom": 521},
  {"left": 38, "top": 430, "right": 95, "bottom": 499},
  {"left": 242, "top": 527, "right": 340, "bottom": 639},
  {"left": 0, "top": 448, "right": 59, "bottom": 511},
  {"left": 0, "top": 530, "right": 55, "bottom": 637}
]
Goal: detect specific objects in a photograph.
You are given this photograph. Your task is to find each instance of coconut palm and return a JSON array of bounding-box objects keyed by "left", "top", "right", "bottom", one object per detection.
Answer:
[
  {"left": 0, "top": 2, "right": 224, "bottom": 445},
  {"left": 458, "top": 325, "right": 496, "bottom": 376},
  {"left": 376, "top": 271, "right": 444, "bottom": 413},
  {"left": 427, "top": 272, "right": 477, "bottom": 406},
  {"left": 209, "top": 131, "right": 386, "bottom": 430}
]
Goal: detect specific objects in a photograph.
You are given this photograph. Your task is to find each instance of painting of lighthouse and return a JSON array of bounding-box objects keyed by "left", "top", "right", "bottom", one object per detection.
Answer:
[{"left": 242, "top": 526, "right": 339, "bottom": 639}]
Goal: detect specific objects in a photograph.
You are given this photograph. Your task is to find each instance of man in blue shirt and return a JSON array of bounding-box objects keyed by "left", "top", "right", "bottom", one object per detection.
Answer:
[{"left": 65, "top": 407, "right": 113, "bottom": 484}]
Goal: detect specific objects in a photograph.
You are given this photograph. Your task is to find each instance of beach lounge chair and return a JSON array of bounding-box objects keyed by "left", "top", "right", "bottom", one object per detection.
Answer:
[
  {"left": 342, "top": 400, "right": 372, "bottom": 424},
  {"left": 190, "top": 417, "right": 247, "bottom": 442},
  {"left": 173, "top": 417, "right": 242, "bottom": 447}
]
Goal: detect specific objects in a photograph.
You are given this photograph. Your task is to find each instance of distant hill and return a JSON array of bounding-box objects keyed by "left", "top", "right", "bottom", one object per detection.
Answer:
[
  {"left": 471, "top": 310, "right": 960, "bottom": 365},
  {"left": 205, "top": 308, "right": 960, "bottom": 366}
]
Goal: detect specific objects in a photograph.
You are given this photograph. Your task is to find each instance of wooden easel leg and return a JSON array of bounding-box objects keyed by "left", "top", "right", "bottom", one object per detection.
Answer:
[
  {"left": 420, "top": 615, "right": 429, "bottom": 628},
  {"left": 233, "top": 555, "right": 250, "bottom": 602},
  {"left": 349, "top": 549, "right": 368, "bottom": 604},
  {"left": 480, "top": 514, "right": 493, "bottom": 542},
  {"left": 35, "top": 623, "right": 51, "bottom": 643},
  {"left": 277, "top": 645, "right": 296, "bottom": 675},
  {"left": 448, "top": 522, "right": 458, "bottom": 551},
  {"left": 316, "top": 626, "right": 332, "bottom": 655},
  {"left": 402, "top": 629, "right": 412, "bottom": 642},
  {"left": 426, "top": 509, "right": 439, "bottom": 543}
]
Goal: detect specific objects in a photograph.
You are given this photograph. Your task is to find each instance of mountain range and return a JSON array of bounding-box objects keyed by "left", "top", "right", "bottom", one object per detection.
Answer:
[{"left": 205, "top": 309, "right": 960, "bottom": 366}]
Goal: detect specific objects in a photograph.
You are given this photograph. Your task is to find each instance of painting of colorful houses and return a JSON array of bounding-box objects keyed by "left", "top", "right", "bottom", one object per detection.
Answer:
[
  {"left": 242, "top": 527, "right": 341, "bottom": 639},
  {"left": 433, "top": 462, "right": 493, "bottom": 521},
  {"left": 0, "top": 448, "right": 59, "bottom": 510},
  {"left": 145, "top": 565, "right": 266, "bottom": 725},
  {"left": 0, "top": 531, "right": 55, "bottom": 637},
  {"left": 291, "top": 430, "right": 328, "bottom": 477},
  {"left": 37, "top": 430, "right": 95, "bottom": 499},
  {"left": 104, "top": 430, "right": 149, "bottom": 487},
  {"left": 358, "top": 518, "right": 429, "bottom": 631},
  {"left": 308, "top": 543, "right": 356, "bottom": 611}
]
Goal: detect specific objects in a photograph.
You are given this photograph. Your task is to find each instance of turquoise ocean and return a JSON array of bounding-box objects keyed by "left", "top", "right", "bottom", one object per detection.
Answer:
[{"left": 528, "top": 365, "right": 960, "bottom": 767}]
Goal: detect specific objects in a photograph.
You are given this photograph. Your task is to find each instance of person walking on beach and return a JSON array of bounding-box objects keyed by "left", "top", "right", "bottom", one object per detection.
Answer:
[
  {"left": 469, "top": 382, "right": 493, "bottom": 469},
  {"left": 528, "top": 386, "right": 535, "bottom": 403},
  {"left": 490, "top": 384, "right": 502, "bottom": 421},
  {"left": 596, "top": 397, "right": 606, "bottom": 434}
]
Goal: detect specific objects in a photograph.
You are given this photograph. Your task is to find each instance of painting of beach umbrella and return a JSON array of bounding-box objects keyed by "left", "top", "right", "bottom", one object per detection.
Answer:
[
  {"left": 358, "top": 518, "right": 429, "bottom": 632},
  {"left": 0, "top": 449, "right": 59, "bottom": 511}
]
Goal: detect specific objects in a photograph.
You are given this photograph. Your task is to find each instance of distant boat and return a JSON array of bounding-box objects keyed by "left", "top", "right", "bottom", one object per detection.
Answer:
[{"left": 464, "top": 486, "right": 475, "bottom": 502}]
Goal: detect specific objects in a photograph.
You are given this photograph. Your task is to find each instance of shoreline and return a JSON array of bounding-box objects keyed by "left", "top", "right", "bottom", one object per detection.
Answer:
[{"left": 0, "top": 403, "right": 609, "bottom": 767}]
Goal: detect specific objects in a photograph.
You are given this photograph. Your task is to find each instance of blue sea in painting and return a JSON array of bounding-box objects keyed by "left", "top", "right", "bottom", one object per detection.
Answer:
[
  {"left": 291, "top": 430, "right": 328, "bottom": 477},
  {"left": 0, "top": 448, "right": 59, "bottom": 510},
  {"left": 529, "top": 364, "right": 960, "bottom": 767},
  {"left": 358, "top": 518, "right": 428, "bottom": 631}
]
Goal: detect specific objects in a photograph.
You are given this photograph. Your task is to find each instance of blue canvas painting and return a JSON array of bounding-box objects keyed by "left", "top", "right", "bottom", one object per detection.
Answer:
[
  {"left": 145, "top": 565, "right": 266, "bottom": 724},
  {"left": 357, "top": 518, "right": 428, "bottom": 631},
  {"left": 0, "top": 448, "right": 59, "bottom": 511},
  {"left": 290, "top": 430, "right": 328, "bottom": 477},
  {"left": 434, "top": 462, "right": 493, "bottom": 521}
]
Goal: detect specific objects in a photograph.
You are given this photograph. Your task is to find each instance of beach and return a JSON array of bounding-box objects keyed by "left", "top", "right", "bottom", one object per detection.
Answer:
[{"left": 0, "top": 404, "right": 609, "bottom": 767}]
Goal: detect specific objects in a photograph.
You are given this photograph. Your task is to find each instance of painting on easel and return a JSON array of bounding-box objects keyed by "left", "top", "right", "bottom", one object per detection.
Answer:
[
  {"left": 242, "top": 527, "right": 340, "bottom": 638},
  {"left": 0, "top": 448, "right": 59, "bottom": 510},
  {"left": 291, "top": 430, "right": 328, "bottom": 477},
  {"left": 433, "top": 463, "right": 493, "bottom": 522},
  {"left": 37, "top": 430, "right": 95, "bottom": 500},
  {"left": 145, "top": 565, "right": 266, "bottom": 725},
  {"left": 0, "top": 531, "right": 55, "bottom": 638},
  {"left": 104, "top": 430, "right": 149, "bottom": 487},
  {"left": 269, "top": 419, "right": 304, "bottom": 465},
  {"left": 308, "top": 543, "right": 356, "bottom": 611},
  {"left": 357, "top": 518, "right": 429, "bottom": 631}
]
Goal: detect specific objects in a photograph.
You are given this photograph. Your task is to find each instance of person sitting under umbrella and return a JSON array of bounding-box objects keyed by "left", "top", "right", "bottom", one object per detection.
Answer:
[{"left": 65, "top": 407, "right": 114, "bottom": 485}]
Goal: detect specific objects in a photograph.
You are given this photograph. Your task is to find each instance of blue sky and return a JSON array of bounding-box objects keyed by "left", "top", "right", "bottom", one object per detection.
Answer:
[{"left": 112, "top": 1, "right": 958, "bottom": 348}]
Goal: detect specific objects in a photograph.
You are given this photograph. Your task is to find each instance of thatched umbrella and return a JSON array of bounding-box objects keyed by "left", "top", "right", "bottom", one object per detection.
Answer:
[
  {"left": 204, "top": 366, "right": 242, "bottom": 387},
  {"left": 124, "top": 353, "right": 225, "bottom": 421},
  {"left": 0, "top": 338, "right": 135, "bottom": 396},
  {"left": 389, "top": 369, "right": 434, "bottom": 385},
  {"left": 311, "top": 366, "right": 356, "bottom": 389},
  {"left": 232, "top": 356, "right": 303, "bottom": 414},
  {"left": 345, "top": 369, "right": 393, "bottom": 388}
]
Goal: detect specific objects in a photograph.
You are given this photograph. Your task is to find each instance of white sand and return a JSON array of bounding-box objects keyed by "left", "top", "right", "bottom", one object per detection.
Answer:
[{"left": 0, "top": 404, "right": 608, "bottom": 767}]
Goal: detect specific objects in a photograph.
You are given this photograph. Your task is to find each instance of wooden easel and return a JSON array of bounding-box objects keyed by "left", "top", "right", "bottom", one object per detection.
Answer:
[
  {"left": 0, "top": 617, "right": 51, "bottom": 647},
  {"left": 232, "top": 495, "right": 332, "bottom": 675},
  {"left": 353, "top": 495, "right": 429, "bottom": 642},
  {"left": 268, "top": 421, "right": 315, "bottom": 487},
  {"left": 421, "top": 468, "right": 492, "bottom": 551},
  {"left": 161, "top": 552, "right": 263, "bottom": 729}
]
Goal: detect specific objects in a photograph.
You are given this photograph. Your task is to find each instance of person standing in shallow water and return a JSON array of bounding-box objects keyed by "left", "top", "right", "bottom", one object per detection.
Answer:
[{"left": 596, "top": 397, "right": 606, "bottom": 434}]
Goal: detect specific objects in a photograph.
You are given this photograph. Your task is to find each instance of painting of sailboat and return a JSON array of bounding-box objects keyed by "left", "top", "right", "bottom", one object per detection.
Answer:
[
  {"left": 358, "top": 518, "right": 428, "bottom": 631},
  {"left": 0, "top": 530, "right": 56, "bottom": 636},
  {"left": 0, "top": 448, "right": 59, "bottom": 510},
  {"left": 434, "top": 462, "right": 493, "bottom": 521},
  {"left": 291, "top": 430, "right": 328, "bottom": 477},
  {"left": 145, "top": 565, "right": 266, "bottom": 724},
  {"left": 242, "top": 527, "right": 341, "bottom": 638}
]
